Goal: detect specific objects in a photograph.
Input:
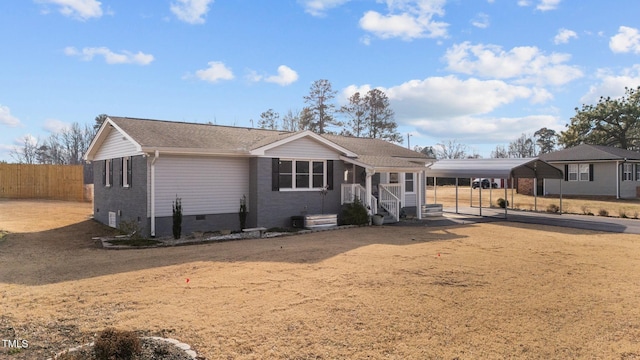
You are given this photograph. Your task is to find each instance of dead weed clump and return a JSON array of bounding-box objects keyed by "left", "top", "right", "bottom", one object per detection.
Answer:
[{"left": 93, "top": 328, "right": 141, "bottom": 360}]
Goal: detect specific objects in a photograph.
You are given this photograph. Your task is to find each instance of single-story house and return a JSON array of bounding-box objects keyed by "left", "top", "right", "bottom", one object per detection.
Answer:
[
  {"left": 537, "top": 144, "right": 640, "bottom": 199},
  {"left": 83, "top": 116, "right": 434, "bottom": 237}
]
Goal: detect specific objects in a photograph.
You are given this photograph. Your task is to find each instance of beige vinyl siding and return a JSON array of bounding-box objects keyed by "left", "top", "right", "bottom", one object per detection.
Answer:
[
  {"left": 153, "top": 156, "right": 249, "bottom": 217},
  {"left": 93, "top": 128, "right": 141, "bottom": 161},
  {"left": 264, "top": 137, "right": 341, "bottom": 160}
]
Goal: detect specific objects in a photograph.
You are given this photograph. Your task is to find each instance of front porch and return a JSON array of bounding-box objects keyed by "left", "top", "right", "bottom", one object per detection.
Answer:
[{"left": 340, "top": 166, "right": 428, "bottom": 223}]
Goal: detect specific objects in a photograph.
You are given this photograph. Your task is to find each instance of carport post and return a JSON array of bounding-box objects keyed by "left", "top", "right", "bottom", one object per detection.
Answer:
[
  {"left": 511, "top": 177, "right": 514, "bottom": 210},
  {"left": 534, "top": 178, "right": 537, "bottom": 212},
  {"left": 559, "top": 178, "right": 563, "bottom": 214},
  {"left": 479, "top": 182, "right": 482, "bottom": 217},
  {"left": 470, "top": 178, "right": 473, "bottom": 207},
  {"left": 504, "top": 181, "right": 508, "bottom": 219},
  {"left": 434, "top": 177, "right": 437, "bottom": 204},
  {"left": 455, "top": 177, "right": 459, "bottom": 214}
]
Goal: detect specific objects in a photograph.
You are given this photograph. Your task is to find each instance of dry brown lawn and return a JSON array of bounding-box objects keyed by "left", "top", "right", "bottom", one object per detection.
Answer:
[
  {"left": 1, "top": 199, "right": 640, "bottom": 359},
  {"left": 430, "top": 185, "right": 640, "bottom": 218}
]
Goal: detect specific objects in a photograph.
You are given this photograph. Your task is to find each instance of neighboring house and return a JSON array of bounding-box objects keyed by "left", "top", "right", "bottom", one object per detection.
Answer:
[
  {"left": 538, "top": 144, "right": 640, "bottom": 199},
  {"left": 83, "top": 116, "right": 433, "bottom": 237}
]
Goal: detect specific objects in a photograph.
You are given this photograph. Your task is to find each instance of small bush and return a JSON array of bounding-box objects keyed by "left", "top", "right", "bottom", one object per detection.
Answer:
[
  {"left": 581, "top": 205, "right": 590, "bottom": 215},
  {"left": 598, "top": 208, "right": 609, "bottom": 217},
  {"left": 341, "top": 198, "right": 369, "bottom": 226},
  {"left": 546, "top": 204, "right": 560, "bottom": 213},
  {"left": 118, "top": 219, "right": 143, "bottom": 240},
  {"left": 619, "top": 209, "right": 628, "bottom": 218},
  {"left": 172, "top": 196, "right": 182, "bottom": 240},
  {"left": 634, "top": 211, "right": 639, "bottom": 219},
  {"left": 94, "top": 328, "right": 141, "bottom": 360},
  {"left": 239, "top": 195, "right": 248, "bottom": 230},
  {"left": 497, "top": 198, "right": 509, "bottom": 209}
]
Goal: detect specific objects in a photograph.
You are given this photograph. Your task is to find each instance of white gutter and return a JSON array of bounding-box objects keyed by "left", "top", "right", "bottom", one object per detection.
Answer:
[{"left": 151, "top": 150, "right": 159, "bottom": 237}]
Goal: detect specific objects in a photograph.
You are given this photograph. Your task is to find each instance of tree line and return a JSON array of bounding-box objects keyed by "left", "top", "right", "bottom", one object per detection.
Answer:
[
  {"left": 256, "top": 79, "right": 402, "bottom": 143},
  {"left": 9, "top": 83, "right": 640, "bottom": 163},
  {"left": 10, "top": 114, "right": 106, "bottom": 165},
  {"left": 417, "top": 85, "right": 640, "bottom": 159}
]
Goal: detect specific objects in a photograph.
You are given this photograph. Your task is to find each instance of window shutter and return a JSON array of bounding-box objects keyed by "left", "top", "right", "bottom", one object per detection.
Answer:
[
  {"left": 564, "top": 164, "right": 568, "bottom": 181},
  {"left": 327, "top": 160, "right": 334, "bottom": 190},
  {"left": 119, "top": 158, "right": 124, "bottom": 186},
  {"left": 102, "top": 160, "right": 106, "bottom": 185},
  {"left": 108, "top": 159, "right": 113, "bottom": 186},
  {"left": 127, "top": 156, "right": 133, "bottom": 187},
  {"left": 589, "top": 164, "right": 594, "bottom": 182},
  {"left": 272, "top": 158, "right": 279, "bottom": 191}
]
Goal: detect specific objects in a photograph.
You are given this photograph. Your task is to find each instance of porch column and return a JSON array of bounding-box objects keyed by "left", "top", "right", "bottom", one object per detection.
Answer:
[
  {"left": 365, "top": 168, "right": 374, "bottom": 214},
  {"left": 417, "top": 171, "right": 423, "bottom": 220}
]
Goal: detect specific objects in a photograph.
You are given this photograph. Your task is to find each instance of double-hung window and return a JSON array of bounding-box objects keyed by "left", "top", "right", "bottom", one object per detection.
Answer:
[
  {"left": 278, "top": 159, "right": 326, "bottom": 190},
  {"left": 567, "top": 163, "right": 592, "bottom": 181},
  {"left": 623, "top": 163, "right": 633, "bottom": 181},
  {"left": 579, "top": 164, "right": 589, "bottom": 181},
  {"left": 568, "top": 164, "right": 578, "bottom": 181},
  {"left": 405, "top": 173, "right": 414, "bottom": 193}
]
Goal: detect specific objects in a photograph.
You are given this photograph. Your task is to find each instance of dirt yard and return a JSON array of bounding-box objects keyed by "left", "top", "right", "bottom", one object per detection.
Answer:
[{"left": 1, "top": 199, "right": 639, "bottom": 359}]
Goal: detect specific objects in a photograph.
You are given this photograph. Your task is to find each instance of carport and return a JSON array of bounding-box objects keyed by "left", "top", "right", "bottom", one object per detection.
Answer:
[{"left": 425, "top": 158, "right": 564, "bottom": 218}]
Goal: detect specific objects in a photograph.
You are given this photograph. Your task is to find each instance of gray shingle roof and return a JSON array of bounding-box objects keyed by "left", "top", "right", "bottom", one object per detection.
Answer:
[
  {"left": 104, "top": 116, "right": 432, "bottom": 168},
  {"left": 539, "top": 144, "right": 640, "bottom": 161},
  {"left": 109, "top": 116, "right": 296, "bottom": 153}
]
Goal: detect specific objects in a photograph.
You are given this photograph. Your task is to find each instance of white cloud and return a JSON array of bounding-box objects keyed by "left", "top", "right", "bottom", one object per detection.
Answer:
[
  {"left": 384, "top": 76, "right": 535, "bottom": 119},
  {"left": 471, "top": 13, "right": 490, "bottom": 29},
  {"left": 65, "top": 46, "right": 154, "bottom": 65},
  {"left": 443, "top": 41, "right": 583, "bottom": 86},
  {"left": 195, "top": 61, "right": 234, "bottom": 83},
  {"left": 359, "top": 0, "right": 448, "bottom": 41},
  {"left": 0, "top": 105, "right": 21, "bottom": 127},
  {"left": 554, "top": 28, "right": 577, "bottom": 44},
  {"left": 43, "top": 119, "right": 71, "bottom": 133},
  {"left": 170, "top": 0, "right": 214, "bottom": 24},
  {"left": 265, "top": 65, "right": 299, "bottom": 86},
  {"left": 580, "top": 65, "right": 640, "bottom": 105},
  {"left": 536, "top": 0, "right": 561, "bottom": 11},
  {"left": 343, "top": 76, "right": 563, "bottom": 143},
  {"left": 36, "top": 0, "right": 103, "bottom": 20},
  {"left": 409, "top": 114, "right": 560, "bottom": 143},
  {"left": 517, "top": 0, "right": 561, "bottom": 11},
  {"left": 610, "top": 26, "right": 640, "bottom": 54},
  {"left": 299, "top": 0, "right": 350, "bottom": 17}
]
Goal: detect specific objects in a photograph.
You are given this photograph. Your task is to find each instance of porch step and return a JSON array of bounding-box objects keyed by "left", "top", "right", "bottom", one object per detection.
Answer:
[
  {"left": 376, "top": 208, "right": 398, "bottom": 223},
  {"left": 422, "top": 204, "right": 443, "bottom": 217}
]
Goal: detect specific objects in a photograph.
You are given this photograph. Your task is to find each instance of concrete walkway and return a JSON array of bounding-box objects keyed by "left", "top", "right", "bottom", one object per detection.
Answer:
[{"left": 435, "top": 206, "right": 640, "bottom": 234}]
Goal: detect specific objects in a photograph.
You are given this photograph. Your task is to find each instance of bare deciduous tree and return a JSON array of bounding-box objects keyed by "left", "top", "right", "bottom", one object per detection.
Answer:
[{"left": 435, "top": 139, "right": 468, "bottom": 159}]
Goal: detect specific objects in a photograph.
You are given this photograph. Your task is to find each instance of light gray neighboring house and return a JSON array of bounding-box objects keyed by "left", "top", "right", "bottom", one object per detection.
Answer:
[
  {"left": 83, "top": 116, "right": 433, "bottom": 237},
  {"left": 539, "top": 144, "right": 640, "bottom": 199}
]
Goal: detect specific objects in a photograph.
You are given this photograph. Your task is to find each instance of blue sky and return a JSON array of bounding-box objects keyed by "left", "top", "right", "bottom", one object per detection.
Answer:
[{"left": 1, "top": 0, "right": 640, "bottom": 161}]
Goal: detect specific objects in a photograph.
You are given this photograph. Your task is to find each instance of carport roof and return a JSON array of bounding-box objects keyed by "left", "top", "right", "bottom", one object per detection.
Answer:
[{"left": 426, "top": 158, "right": 563, "bottom": 179}]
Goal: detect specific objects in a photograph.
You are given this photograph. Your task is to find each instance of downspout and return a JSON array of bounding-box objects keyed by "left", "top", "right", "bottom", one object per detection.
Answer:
[
  {"left": 150, "top": 150, "right": 159, "bottom": 237},
  {"left": 616, "top": 160, "right": 620, "bottom": 199}
]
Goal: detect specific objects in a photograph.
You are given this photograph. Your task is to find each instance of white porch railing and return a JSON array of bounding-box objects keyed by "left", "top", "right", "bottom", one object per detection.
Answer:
[
  {"left": 341, "top": 183, "right": 378, "bottom": 215},
  {"left": 378, "top": 183, "right": 400, "bottom": 222}
]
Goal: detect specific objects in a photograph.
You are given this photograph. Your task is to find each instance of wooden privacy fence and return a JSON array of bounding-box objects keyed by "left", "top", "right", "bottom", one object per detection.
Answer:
[{"left": 0, "top": 163, "right": 85, "bottom": 201}]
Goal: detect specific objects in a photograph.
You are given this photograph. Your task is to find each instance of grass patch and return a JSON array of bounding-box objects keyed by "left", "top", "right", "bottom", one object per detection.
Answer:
[{"left": 106, "top": 238, "right": 160, "bottom": 247}]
